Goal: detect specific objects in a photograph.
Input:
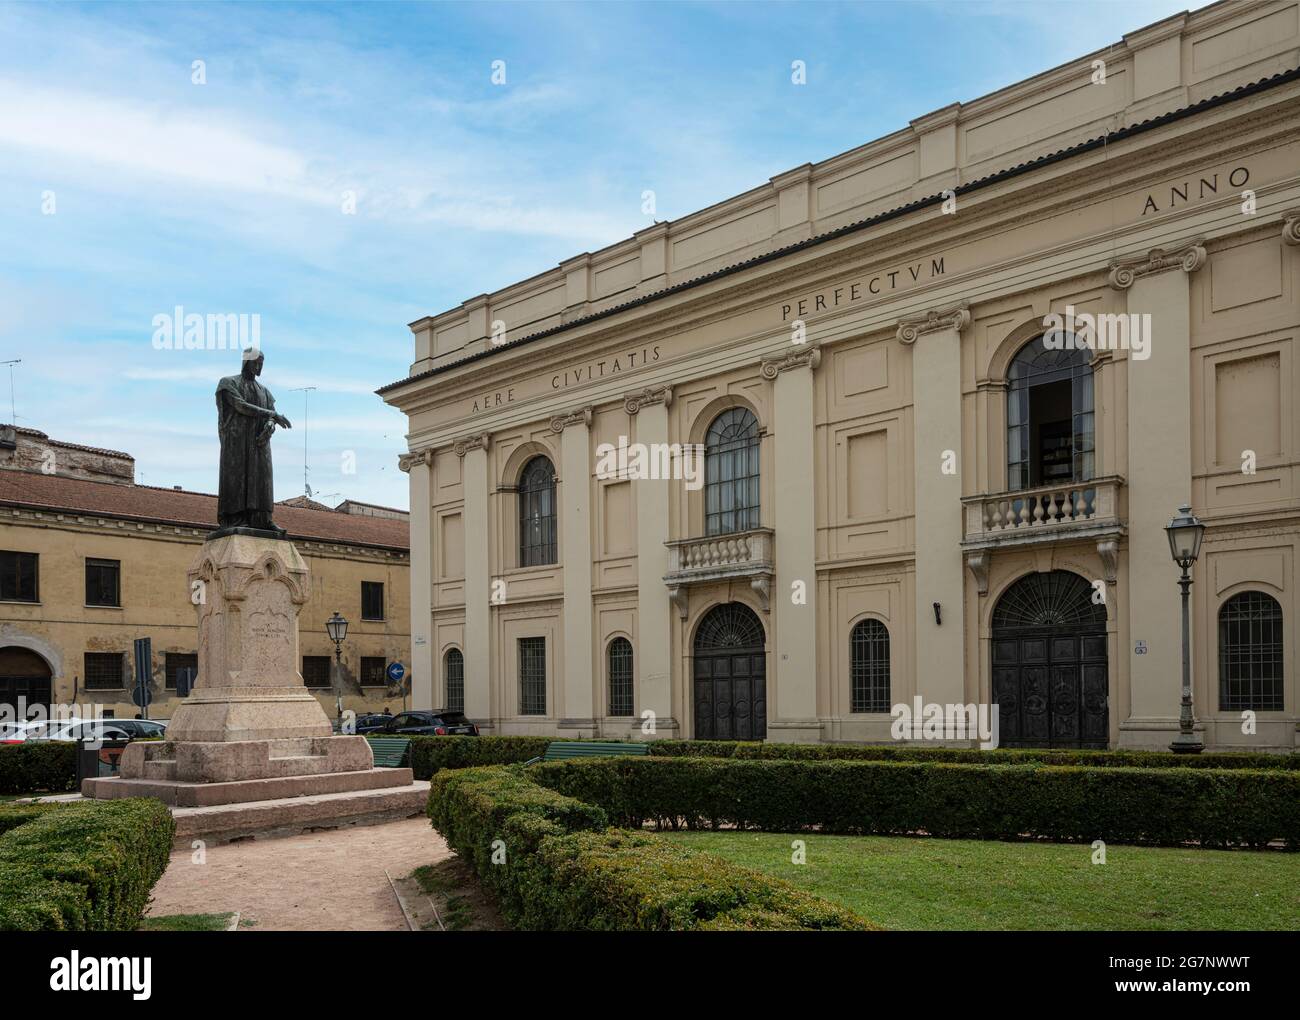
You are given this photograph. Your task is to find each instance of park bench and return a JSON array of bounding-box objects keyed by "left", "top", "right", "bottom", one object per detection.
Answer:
[
  {"left": 524, "top": 741, "right": 650, "bottom": 766},
  {"left": 366, "top": 736, "right": 411, "bottom": 768}
]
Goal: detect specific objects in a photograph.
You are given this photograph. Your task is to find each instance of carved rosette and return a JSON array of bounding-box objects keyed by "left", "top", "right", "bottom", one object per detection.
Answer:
[
  {"left": 896, "top": 303, "right": 970, "bottom": 345},
  {"left": 452, "top": 432, "right": 491, "bottom": 458},
  {"left": 623, "top": 384, "right": 674, "bottom": 415},
  {"left": 550, "top": 406, "right": 594, "bottom": 433},
  {"left": 759, "top": 344, "right": 821, "bottom": 380},
  {"left": 1283, "top": 210, "right": 1300, "bottom": 247},
  {"left": 1107, "top": 239, "right": 1207, "bottom": 290}
]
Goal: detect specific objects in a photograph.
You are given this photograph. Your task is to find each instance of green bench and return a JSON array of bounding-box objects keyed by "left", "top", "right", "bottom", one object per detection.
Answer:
[
  {"left": 366, "top": 736, "right": 411, "bottom": 768},
  {"left": 524, "top": 741, "right": 650, "bottom": 765}
]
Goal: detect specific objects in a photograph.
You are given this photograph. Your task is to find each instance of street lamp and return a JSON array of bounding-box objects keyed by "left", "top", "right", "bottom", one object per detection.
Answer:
[
  {"left": 1164, "top": 504, "right": 1205, "bottom": 754},
  {"left": 326, "top": 610, "right": 349, "bottom": 726}
]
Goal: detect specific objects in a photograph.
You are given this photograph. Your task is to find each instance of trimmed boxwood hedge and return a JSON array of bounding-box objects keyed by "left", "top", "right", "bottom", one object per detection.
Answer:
[
  {"left": 645, "top": 739, "right": 1300, "bottom": 770},
  {"left": 0, "top": 798, "right": 175, "bottom": 931},
  {"left": 427, "top": 765, "right": 875, "bottom": 930},
  {"left": 407, "top": 734, "right": 1297, "bottom": 779},
  {"left": 0, "top": 741, "right": 79, "bottom": 794},
  {"left": 528, "top": 756, "right": 1300, "bottom": 849}
]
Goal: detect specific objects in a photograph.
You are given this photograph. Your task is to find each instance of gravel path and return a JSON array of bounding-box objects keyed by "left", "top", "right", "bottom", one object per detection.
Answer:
[{"left": 147, "top": 818, "right": 451, "bottom": 931}]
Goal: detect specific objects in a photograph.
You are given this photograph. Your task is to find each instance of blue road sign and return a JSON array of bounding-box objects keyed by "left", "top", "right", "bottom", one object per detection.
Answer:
[{"left": 386, "top": 661, "right": 405, "bottom": 683}]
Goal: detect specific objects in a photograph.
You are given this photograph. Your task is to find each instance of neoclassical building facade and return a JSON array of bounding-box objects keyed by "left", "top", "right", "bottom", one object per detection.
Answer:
[{"left": 381, "top": 1, "right": 1300, "bottom": 750}]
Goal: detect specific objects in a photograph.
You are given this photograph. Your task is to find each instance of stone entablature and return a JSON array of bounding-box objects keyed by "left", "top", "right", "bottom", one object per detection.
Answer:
[{"left": 392, "top": 3, "right": 1300, "bottom": 379}]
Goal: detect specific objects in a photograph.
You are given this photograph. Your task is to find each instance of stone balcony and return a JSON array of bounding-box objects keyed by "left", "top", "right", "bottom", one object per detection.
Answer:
[
  {"left": 664, "top": 527, "right": 774, "bottom": 617},
  {"left": 960, "top": 475, "right": 1126, "bottom": 594}
]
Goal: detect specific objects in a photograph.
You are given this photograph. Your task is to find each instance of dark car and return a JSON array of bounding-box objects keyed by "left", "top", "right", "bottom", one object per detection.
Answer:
[
  {"left": 378, "top": 710, "right": 479, "bottom": 736},
  {"left": 113, "top": 719, "right": 168, "bottom": 739},
  {"left": 353, "top": 713, "right": 393, "bottom": 735}
]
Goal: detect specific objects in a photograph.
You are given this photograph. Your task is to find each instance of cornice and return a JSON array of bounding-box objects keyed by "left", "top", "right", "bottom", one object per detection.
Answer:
[
  {"left": 896, "top": 302, "right": 971, "bottom": 344},
  {"left": 759, "top": 343, "right": 821, "bottom": 379},
  {"left": 623, "top": 385, "right": 673, "bottom": 415},
  {"left": 549, "top": 405, "right": 594, "bottom": 434},
  {"left": 1107, "top": 238, "right": 1207, "bottom": 290}
]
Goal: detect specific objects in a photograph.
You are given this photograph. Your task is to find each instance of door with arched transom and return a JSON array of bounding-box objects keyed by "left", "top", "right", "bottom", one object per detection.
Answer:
[
  {"left": 693, "top": 603, "right": 766, "bottom": 740},
  {"left": 991, "top": 571, "right": 1108, "bottom": 748}
]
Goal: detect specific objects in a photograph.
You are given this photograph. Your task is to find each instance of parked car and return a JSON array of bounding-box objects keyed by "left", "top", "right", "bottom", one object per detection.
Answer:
[
  {"left": 0, "top": 720, "right": 48, "bottom": 744},
  {"left": 36, "top": 719, "right": 134, "bottom": 743},
  {"left": 376, "top": 710, "right": 478, "bottom": 736},
  {"left": 353, "top": 713, "right": 394, "bottom": 734},
  {"left": 111, "top": 719, "right": 167, "bottom": 739}
]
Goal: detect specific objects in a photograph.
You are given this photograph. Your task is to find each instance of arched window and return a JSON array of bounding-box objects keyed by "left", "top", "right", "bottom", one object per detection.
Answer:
[
  {"left": 705, "top": 407, "right": 760, "bottom": 536},
  {"left": 518, "top": 456, "right": 557, "bottom": 566},
  {"left": 850, "top": 619, "right": 890, "bottom": 713},
  {"left": 444, "top": 648, "right": 464, "bottom": 713},
  {"left": 1007, "top": 335, "right": 1094, "bottom": 491},
  {"left": 607, "top": 637, "right": 633, "bottom": 717},
  {"left": 1219, "top": 591, "right": 1283, "bottom": 711}
]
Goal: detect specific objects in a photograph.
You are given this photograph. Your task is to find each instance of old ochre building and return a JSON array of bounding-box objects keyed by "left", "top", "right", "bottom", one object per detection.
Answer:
[{"left": 381, "top": 1, "right": 1300, "bottom": 750}]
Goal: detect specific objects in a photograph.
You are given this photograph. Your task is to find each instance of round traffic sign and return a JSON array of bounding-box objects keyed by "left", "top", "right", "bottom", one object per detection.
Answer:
[{"left": 386, "top": 661, "right": 406, "bottom": 683}]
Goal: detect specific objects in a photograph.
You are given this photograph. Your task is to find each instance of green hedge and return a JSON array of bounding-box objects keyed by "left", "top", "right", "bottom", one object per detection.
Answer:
[
  {"left": 406, "top": 734, "right": 1297, "bottom": 780},
  {"left": 0, "top": 798, "right": 175, "bottom": 930},
  {"left": 0, "top": 742, "right": 79, "bottom": 794},
  {"left": 645, "top": 740, "right": 1300, "bottom": 770},
  {"left": 529, "top": 757, "right": 1300, "bottom": 849},
  {"left": 427, "top": 765, "right": 874, "bottom": 930},
  {"left": 408, "top": 736, "right": 556, "bottom": 779}
]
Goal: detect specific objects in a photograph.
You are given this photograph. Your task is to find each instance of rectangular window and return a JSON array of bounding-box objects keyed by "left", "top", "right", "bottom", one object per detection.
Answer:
[
  {"left": 518, "top": 637, "right": 546, "bottom": 716},
  {"left": 164, "top": 652, "right": 198, "bottom": 691},
  {"left": 0, "top": 551, "right": 38, "bottom": 602},
  {"left": 360, "top": 656, "right": 387, "bottom": 687},
  {"left": 361, "top": 581, "right": 384, "bottom": 621},
  {"left": 85, "top": 558, "right": 121, "bottom": 607},
  {"left": 302, "top": 656, "right": 332, "bottom": 688},
  {"left": 83, "top": 652, "right": 124, "bottom": 690}
]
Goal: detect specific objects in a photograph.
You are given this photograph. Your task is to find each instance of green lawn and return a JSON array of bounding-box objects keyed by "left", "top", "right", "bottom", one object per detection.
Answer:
[{"left": 659, "top": 831, "right": 1299, "bottom": 930}]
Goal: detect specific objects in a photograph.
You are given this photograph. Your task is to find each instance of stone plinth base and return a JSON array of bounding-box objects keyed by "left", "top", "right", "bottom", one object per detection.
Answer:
[
  {"left": 164, "top": 687, "right": 333, "bottom": 743},
  {"left": 116, "top": 735, "right": 374, "bottom": 783},
  {"left": 169, "top": 781, "right": 429, "bottom": 847},
  {"left": 82, "top": 766, "right": 414, "bottom": 808}
]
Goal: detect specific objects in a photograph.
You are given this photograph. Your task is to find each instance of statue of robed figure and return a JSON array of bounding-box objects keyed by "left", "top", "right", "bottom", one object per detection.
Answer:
[{"left": 214, "top": 347, "right": 292, "bottom": 537}]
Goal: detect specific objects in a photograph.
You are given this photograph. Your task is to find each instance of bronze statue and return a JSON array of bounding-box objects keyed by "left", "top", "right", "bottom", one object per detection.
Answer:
[{"left": 214, "top": 347, "right": 291, "bottom": 537}]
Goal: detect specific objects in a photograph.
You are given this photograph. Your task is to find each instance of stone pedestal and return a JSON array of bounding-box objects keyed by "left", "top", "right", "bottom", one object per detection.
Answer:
[{"left": 83, "top": 535, "right": 424, "bottom": 836}]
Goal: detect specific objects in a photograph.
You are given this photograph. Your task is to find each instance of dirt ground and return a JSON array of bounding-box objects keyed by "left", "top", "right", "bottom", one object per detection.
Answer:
[{"left": 146, "top": 818, "right": 456, "bottom": 931}]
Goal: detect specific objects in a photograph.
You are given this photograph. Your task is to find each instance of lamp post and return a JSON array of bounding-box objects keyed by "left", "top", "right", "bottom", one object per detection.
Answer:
[
  {"left": 325, "top": 610, "right": 349, "bottom": 727},
  {"left": 1164, "top": 504, "right": 1205, "bottom": 754}
]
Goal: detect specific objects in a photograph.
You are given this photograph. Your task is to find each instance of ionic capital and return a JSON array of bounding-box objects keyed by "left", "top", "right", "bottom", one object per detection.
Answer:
[
  {"left": 760, "top": 343, "right": 821, "bottom": 379},
  {"left": 452, "top": 432, "right": 491, "bottom": 458},
  {"left": 397, "top": 448, "right": 434, "bottom": 473},
  {"left": 549, "top": 405, "right": 594, "bottom": 434},
  {"left": 896, "top": 302, "right": 970, "bottom": 345},
  {"left": 1107, "top": 239, "right": 1206, "bottom": 290},
  {"left": 1282, "top": 210, "right": 1300, "bottom": 247},
  {"left": 623, "top": 385, "right": 674, "bottom": 415}
]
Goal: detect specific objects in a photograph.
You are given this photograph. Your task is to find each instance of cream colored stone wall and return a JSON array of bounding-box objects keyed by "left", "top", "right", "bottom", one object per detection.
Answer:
[
  {"left": 388, "top": 1, "right": 1300, "bottom": 750},
  {"left": 0, "top": 514, "right": 411, "bottom": 719}
]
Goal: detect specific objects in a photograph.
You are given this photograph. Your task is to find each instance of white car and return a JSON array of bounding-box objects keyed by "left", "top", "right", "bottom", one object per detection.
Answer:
[
  {"left": 0, "top": 720, "right": 49, "bottom": 744},
  {"left": 27, "top": 719, "right": 135, "bottom": 743}
]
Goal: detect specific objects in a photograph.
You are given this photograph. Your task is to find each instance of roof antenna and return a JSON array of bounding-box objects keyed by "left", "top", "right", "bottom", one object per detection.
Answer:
[
  {"left": 289, "top": 386, "right": 316, "bottom": 496},
  {"left": 0, "top": 358, "right": 20, "bottom": 426}
]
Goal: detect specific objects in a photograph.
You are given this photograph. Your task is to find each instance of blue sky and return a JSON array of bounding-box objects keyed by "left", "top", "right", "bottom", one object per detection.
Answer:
[{"left": 0, "top": 0, "right": 1187, "bottom": 510}]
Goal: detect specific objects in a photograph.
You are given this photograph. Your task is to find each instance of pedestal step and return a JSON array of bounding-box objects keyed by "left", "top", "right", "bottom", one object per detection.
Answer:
[
  {"left": 167, "top": 781, "right": 430, "bottom": 847},
  {"left": 82, "top": 766, "right": 414, "bottom": 807}
]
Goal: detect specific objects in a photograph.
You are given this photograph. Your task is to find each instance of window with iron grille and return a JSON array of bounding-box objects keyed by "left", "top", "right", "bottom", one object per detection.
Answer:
[
  {"left": 518, "top": 457, "right": 557, "bottom": 566},
  {"left": 1218, "top": 591, "right": 1283, "bottom": 712},
  {"left": 445, "top": 648, "right": 464, "bottom": 713},
  {"left": 705, "top": 408, "right": 760, "bottom": 536},
  {"left": 164, "top": 652, "right": 198, "bottom": 690},
  {"left": 83, "top": 651, "right": 124, "bottom": 690},
  {"left": 850, "top": 619, "right": 890, "bottom": 713},
  {"left": 607, "top": 637, "right": 633, "bottom": 716},
  {"left": 85, "top": 558, "right": 121, "bottom": 607},
  {"left": 518, "top": 637, "right": 546, "bottom": 715},
  {"left": 361, "top": 581, "right": 385, "bottom": 621},
  {"left": 360, "top": 656, "right": 387, "bottom": 687},
  {"left": 302, "top": 656, "right": 332, "bottom": 688},
  {"left": 0, "top": 551, "right": 38, "bottom": 602}
]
